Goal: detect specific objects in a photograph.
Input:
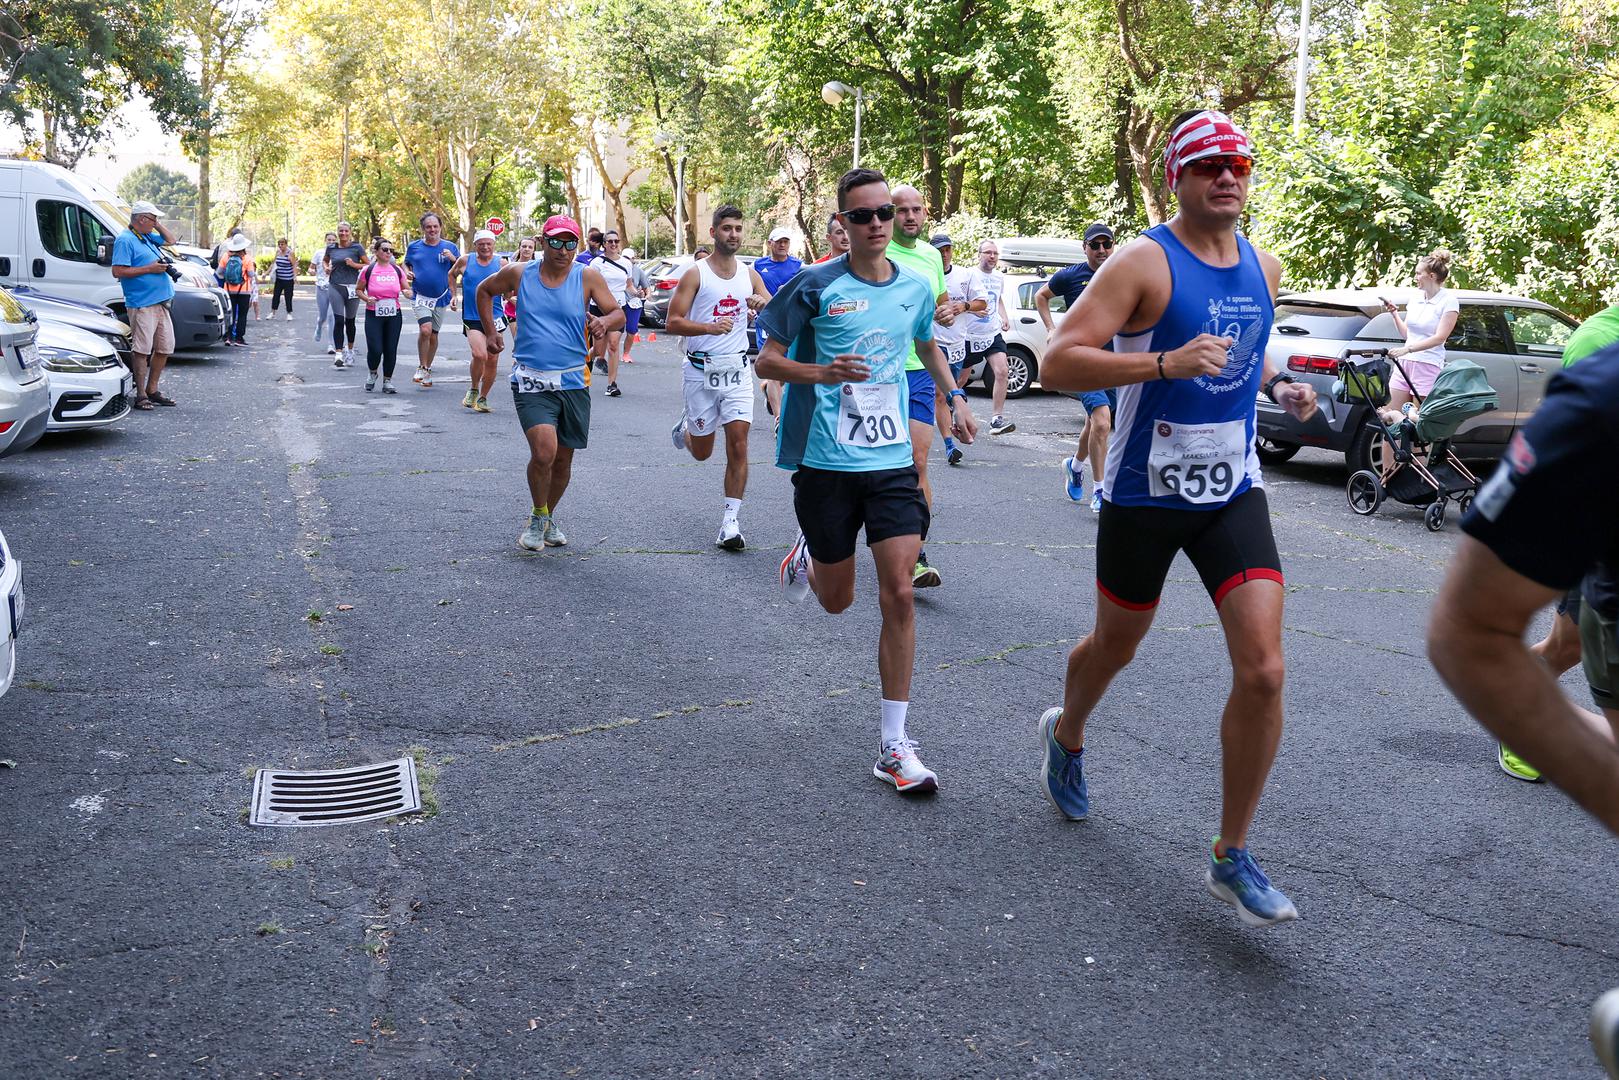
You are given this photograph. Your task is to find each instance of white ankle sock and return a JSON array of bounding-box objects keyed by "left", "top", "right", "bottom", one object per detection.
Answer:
[
  {"left": 880, "top": 699, "right": 908, "bottom": 745},
  {"left": 723, "top": 497, "right": 742, "bottom": 523}
]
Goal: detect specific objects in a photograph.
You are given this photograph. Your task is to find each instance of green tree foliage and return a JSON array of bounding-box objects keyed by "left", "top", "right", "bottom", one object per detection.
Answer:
[
  {"left": 1, "top": 0, "right": 201, "bottom": 165},
  {"left": 117, "top": 163, "right": 200, "bottom": 213}
]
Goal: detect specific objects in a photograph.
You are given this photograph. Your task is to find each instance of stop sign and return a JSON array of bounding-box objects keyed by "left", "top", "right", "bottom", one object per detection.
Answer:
[{"left": 486, "top": 217, "right": 505, "bottom": 236}]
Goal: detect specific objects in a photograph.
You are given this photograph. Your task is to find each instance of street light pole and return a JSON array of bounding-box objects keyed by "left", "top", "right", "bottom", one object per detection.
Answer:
[
  {"left": 675, "top": 154, "right": 687, "bottom": 256},
  {"left": 1293, "top": 0, "right": 1312, "bottom": 136},
  {"left": 822, "top": 81, "right": 866, "bottom": 169}
]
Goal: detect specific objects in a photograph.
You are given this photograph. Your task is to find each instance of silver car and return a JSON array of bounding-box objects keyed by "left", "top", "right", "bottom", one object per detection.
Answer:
[
  {"left": 0, "top": 287, "right": 52, "bottom": 457},
  {"left": 1255, "top": 288, "right": 1576, "bottom": 472}
]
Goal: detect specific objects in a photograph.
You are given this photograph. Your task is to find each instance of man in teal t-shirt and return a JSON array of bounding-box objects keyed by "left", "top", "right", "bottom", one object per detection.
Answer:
[
  {"left": 758, "top": 166, "right": 978, "bottom": 799},
  {"left": 884, "top": 185, "right": 952, "bottom": 589}
]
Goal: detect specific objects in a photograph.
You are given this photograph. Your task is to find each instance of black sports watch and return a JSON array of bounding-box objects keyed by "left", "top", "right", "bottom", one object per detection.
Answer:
[{"left": 1263, "top": 372, "right": 1296, "bottom": 403}]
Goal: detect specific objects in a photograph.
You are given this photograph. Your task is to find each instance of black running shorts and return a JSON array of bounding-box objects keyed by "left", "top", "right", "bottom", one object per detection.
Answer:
[
  {"left": 1095, "top": 487, "right": 1283, "bottom": 610},
  {"left": 513, "top": 387, "right": 590, "bottom": 449},
  {"left": 792, "top": 465, "right": 930, "bottom": 564}
]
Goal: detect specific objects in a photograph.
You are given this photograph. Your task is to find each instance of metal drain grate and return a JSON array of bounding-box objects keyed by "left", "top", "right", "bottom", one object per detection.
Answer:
[{"left": 249, "top": 758, "right": 421, "bottom": 827}]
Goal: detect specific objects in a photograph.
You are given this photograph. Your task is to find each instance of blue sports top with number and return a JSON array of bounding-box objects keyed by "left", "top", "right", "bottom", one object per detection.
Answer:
[
  {"left": 511, "top": 260, "right": 588, "bottom": 389},
  {"left": 757, "top": 254, "right": 937, "bottom": 474},
  {"left": 1105, "top": 224, "right": 1274, "bottom": 510},
  {"left": 406, "top": 238, "right": 460, "bottom": 306},
  {"left": 460, "top": 253, "right": 505, "bottom": 321}
]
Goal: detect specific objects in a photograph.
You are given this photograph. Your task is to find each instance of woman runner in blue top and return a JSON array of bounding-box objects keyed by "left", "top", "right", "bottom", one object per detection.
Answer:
[{"left": 1038, "top": 109, "right": 1319, "bottom": 930}]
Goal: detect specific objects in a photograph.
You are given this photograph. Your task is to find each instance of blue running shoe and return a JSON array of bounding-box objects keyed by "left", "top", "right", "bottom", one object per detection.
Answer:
[
  {"left": 1039, "top": 707, "right": 1088, "bottom": 820},
  {"left": 1590, "top": 988, "right": 1619, "bottom": 1079},
  {"left": 1090, "top": 491, "right": 1103, "bottom": 514},
  {"left": 1064, "top": 456, "right": 1086, "bottom": 502},
  {"left": 1205, "top": 841, "right": 1299, "bottom": 927}
]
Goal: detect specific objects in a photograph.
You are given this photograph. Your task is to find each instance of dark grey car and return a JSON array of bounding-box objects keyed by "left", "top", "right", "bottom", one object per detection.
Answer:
[{"left": 1255, "top": 288, "right": 1577, "bottom": 472}]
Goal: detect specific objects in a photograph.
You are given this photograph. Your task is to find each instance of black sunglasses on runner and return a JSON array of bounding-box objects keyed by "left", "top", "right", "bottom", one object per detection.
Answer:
[
  {"left": 546, "top": 236, "right": 580, "bottom": 251},
  {"left": 841, "top": 204, "right": 897, "bottom": 225},
  {"left": 1087, "top": 239, "right": 1113, "bottom": 251}
]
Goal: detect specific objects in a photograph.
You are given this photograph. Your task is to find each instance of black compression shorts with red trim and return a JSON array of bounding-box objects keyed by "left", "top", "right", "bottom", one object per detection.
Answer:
[{"left": 1095, "top": 486, "right": 1282, "bottom": 610}]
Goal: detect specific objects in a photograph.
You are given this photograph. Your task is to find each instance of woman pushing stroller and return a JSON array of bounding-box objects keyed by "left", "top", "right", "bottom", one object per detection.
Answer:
[{"left": 1375, "top": 249, "right": 1459, "bottom": 462}]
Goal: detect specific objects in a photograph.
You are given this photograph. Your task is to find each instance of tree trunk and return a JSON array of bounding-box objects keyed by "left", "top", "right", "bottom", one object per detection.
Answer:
[
  {"left": 336, "top": 102, "right": 350, "bottom": 225},
  {"left": 1113, "top": 87, "right": 1138, "bottom": 222},
  {"left": 585, "top": 135, "right": 632, "bottom": 239},
  {"left": 944, "top": 77, "right": 967, "bottom": 215},
  {"left": 449, "top": 129, "right": 480, "bottom": 247},
  {"left": 563, "top": 170, "right": 582, "bottom": 225},
  {"left": 1127, "top": 106, "right": 1170, "bottom": 224},
  {"left": 197, "top": 127, "right": 213, "bottom": 247}
]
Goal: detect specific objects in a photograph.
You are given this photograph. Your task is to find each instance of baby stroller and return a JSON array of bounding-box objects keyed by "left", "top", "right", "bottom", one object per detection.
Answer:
[{"left": 1336, "top": 348, "right": 1500, "bottom": 531}]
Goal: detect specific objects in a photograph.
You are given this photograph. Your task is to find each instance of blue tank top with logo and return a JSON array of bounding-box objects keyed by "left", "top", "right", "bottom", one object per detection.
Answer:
[
  {"left": 1104, "top": 224, "right": 1274, "bottom": 510},
  {"left": 461, "top": 254, "right": 505, "bottom": 322},
  {"left": 512, "top": 260, "right": 588, "bottom": 389}
]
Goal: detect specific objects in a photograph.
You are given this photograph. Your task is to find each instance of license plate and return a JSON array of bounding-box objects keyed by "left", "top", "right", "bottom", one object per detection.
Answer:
[
  {"left": 122, "top": 375, "right": 134, "bottom": 398},
  {"left": 18, "top": 342, "right": 39, "bottom": 369}
]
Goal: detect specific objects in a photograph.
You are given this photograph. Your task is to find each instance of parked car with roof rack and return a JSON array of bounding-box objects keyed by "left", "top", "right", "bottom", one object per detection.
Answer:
[
  {"left": 957, "top": 237, "right": 1089, "bottom": 399},
  {"left": 1256, "top": 288, "right": 1575, "bottom": 472}
]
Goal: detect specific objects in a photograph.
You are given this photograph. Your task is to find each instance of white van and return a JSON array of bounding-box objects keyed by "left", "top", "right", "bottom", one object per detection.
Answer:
[{"left": 0, "top": 159, "right": 228, "bottom": 350}]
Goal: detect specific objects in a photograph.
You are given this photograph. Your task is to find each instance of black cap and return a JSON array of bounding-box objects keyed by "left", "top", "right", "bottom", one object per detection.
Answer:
[
  {"left": 929, "top": 233, "right": 953, "bottom": 250},
  {"left": 1083, "top": 223, "right": 1115, "bottom": 244}
]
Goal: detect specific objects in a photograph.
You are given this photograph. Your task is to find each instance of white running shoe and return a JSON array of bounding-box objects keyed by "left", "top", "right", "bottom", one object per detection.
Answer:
[
  {"left": 412, "top": 366, "right": 424, "bottom": 384},
  {"left": 873, "top": 739, "right": 939, "bottom": 794},
  {"left": 543, "top": 517, "right": 567, "bottom": 547},
  {"left": 518, "top": 515, "right": 548, "bottom": 551},
  {"left": 671, "top": 418, "right": 687, "bottom": 451},
  {"left": 779, "top": 530, "right": 811, "bottom": 602},
  {"left": 717, "top": 519, "right": 745, "bottom": 551}
]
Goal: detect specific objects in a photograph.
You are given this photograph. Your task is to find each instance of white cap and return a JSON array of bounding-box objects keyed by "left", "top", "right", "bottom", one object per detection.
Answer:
[
  {"left": 129, "top": 201, "right": 161, "bottom": 218},
  {"left": 226, "top": 234, "right": 251, "bottom": 252},
  {"left": 623, "top": 247, "right": 637, "bottom": 259},
  {"left": 474, "top": 229, "right": 497, "bottom": 244},
  {"left": 768, "top": 227, "right": 793, "bottom": 243}
]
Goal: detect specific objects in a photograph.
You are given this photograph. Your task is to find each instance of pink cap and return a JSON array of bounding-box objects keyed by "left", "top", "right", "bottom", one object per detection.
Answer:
[{"left": 543, "top": 214, "right": 581, "bottom": 239}]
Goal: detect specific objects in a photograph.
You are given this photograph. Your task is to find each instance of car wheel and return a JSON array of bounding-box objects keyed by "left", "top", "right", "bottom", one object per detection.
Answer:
[
  {"left": 1004, "top": 348, "right": 1034, "bottom": 398},
  {"left": 1346, "top": 470, "right": 1383, "bottom": 515},
  {"left": 1346, "top": 420, "right": 1386, "bottom": 474},
  {"left": 1256, "top": 437, "right": 1301, "bottom": 465}
]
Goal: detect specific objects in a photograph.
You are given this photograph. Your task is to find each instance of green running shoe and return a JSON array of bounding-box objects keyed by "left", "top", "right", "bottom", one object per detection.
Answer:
[
  {"left": 1498, "top": 743, "right": 1543, "bottom": 783},
  {"left": 462, "top": 389, "right": 477, "bottom": 408}
]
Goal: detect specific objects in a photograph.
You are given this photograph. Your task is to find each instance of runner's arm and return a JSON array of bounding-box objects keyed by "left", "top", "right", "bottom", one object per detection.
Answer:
[
  {"left": 1034, "top": 284, "right": 1057, "bottom": 332},
  {"left": 746, "top": 268, "right": 771, "bottom": 311},
  {"left": 997, "top": 285, "right": 1011, "bottom": 332},
  {"left": 755, "top": 337, "right": 870, "bottom": 385},
  {"left": 1254, "top": 250, "right": 1317, "bottom": 420},
  {"left": 664, "top": 267, "right": 714, "bottom": 336},
  {"left": 1043, "top": 241, "right": 1227, "bottom": 392},
  {"left": 918, "top": 338, "right": 977, "bottom": 443},
  {"left": 582, "top": 267, "right": 626, "bottom": 337}
]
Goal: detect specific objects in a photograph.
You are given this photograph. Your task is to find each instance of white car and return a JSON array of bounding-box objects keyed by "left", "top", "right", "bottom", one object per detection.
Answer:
[
  {"left": 0, "top": 527, "right": 22, "bottom": 698},
  {"left": 0, "top": 287, "right": 51, "bottom": 457},
  {"left": 35, "top": 318, "right": 131, "bottom": 431}
]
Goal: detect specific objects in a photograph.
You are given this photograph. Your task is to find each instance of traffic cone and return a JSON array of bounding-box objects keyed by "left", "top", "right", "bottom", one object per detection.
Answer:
[{"left": 648, "top": 331, "right": 657, "bottom": 342}]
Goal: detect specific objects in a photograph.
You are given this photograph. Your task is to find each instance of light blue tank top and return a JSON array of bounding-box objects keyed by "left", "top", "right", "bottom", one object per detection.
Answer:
[
  {"left": 461, "top": 254, "right": 505, "bottom": 322},
  {"left": 512, "top": 261, "right": 587, "bottom": 388},
  {"left": 1105, "top": 224, "right": 1274, "bottom": 509}
]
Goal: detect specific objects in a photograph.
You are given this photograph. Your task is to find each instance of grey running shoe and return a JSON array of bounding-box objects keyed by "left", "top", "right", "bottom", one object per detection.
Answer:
[
  {"left": 671, "top": 418, "right": 687, "bottom": 451},
  {"left": 365, "top": 372, "right": 377, "bottom": 392},
  {"left": 382, "top": 378, "right": 398, "bottom": 394},
  {"left": 518, "top": 515, "right": 548, "bottom": 551},
  {"left": 543, "top": 517, "right": 567, "bottom": 547},
  {"left": 990, "top": 414, "right": 1016, "bottom": 435}
]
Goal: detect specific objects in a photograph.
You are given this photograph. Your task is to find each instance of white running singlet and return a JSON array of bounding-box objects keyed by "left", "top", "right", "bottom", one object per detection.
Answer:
[{"left": 683, "top": 258, "right": 751, "bottom": 359}]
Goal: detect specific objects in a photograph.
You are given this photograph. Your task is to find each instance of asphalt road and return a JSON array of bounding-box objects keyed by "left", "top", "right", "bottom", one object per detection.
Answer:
[{"left": 2, "top": 296, "right": 1614, "bottom": 1079}]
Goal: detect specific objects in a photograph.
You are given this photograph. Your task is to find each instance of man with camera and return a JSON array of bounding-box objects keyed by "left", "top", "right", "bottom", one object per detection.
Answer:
[{"left": 110, "top": 201, "right": 181, "bottom": 410}]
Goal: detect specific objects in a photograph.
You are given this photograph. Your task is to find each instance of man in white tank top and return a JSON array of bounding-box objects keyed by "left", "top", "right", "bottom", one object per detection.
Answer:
[
  {"left": 665, "top": 205, "right": 773, "bottom": 550},
  {"left": 590, "top": 230, "right": 637, "bottom": 397}
]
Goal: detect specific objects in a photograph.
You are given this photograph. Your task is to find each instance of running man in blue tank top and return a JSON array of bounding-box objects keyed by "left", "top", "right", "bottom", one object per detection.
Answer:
[
  {"left": 1036, "top": 110, "right": 1320, "bottom": 928},
  {"left": 449, "top": 230, "right": 507, "bottom": 411},
  {"left": 402, "top": 212, "right": 460, "bottom": 388},
  {"left": 474, "top": 215, "right": 624, "bottom": 552},
  {"left": 757, "top": 167, "right": 979, "bottom": 798}
]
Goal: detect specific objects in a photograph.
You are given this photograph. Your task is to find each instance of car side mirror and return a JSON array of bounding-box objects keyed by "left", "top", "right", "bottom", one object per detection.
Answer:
[{"left": 97, "top": 235, "right": 115, "bottom": 267}]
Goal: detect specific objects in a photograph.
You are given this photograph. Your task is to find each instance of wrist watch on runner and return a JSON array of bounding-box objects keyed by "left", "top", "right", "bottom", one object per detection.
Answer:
[{"left": 1263, "top": 373, "right": 1296, "bottom": 403}]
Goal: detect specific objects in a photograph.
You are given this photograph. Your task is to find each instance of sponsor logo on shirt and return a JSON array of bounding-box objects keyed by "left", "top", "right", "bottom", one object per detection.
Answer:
[
  {"left": 1506, "top": 431, "right": 1537, "bottom": 474},
  {"left": 828, "top": 299, "right": 869, "bottom": 317}
]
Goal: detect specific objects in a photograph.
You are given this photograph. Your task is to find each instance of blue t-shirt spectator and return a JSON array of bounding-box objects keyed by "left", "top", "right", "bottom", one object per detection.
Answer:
[
  {"left": 1046, "top": 263, "right": 1095, "bottom": 308},
  {"left": 405, "top": 238, "right": 460, "bottom": 306},
  {"left": 756, "top": 254, "right": 803, "bottom": 297},
  {"left": 111, "top": 229, "right": 176, "bottom": 309}
]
